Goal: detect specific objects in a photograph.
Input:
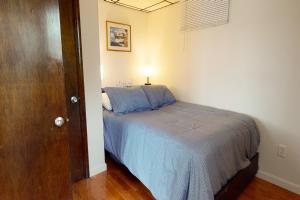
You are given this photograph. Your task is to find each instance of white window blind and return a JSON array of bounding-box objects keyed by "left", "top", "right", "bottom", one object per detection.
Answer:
[{"left": 181, "top": 0, "right": 230, "bottom": 31}]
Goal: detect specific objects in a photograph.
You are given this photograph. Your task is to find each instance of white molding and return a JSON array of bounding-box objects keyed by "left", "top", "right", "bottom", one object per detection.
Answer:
[
  {"left": 89, "top": 163, "right": 107, "bottom": 177},
  {"left": 257, "top": 170, "right": 300, "bottom": 195}
]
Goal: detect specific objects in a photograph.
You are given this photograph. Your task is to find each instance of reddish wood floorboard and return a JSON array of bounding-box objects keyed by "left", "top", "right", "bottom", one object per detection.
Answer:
[{"left": 73, "top": 157, "right": 300, "bottom": 200}]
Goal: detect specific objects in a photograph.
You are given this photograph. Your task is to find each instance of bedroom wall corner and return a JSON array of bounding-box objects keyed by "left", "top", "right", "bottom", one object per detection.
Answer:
[
  {"left": 99, "top": 1, "right": 149, "bottom": 87},
  {"left": 79, "top": 0, "right": 106, "bottom": 176}
]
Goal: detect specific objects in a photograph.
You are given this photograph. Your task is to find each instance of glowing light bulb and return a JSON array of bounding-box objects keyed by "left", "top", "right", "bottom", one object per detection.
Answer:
[{"left": 143, "top": 65, "right": 153, "bottom": 85}]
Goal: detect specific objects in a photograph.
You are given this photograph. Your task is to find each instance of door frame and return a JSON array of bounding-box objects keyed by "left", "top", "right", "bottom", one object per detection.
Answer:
[
  {"left": 60, "top": 0, "right": 90, "bottom": 179},
  {"left": 73, "top": 0, "right": 90, "bottom": 179}
]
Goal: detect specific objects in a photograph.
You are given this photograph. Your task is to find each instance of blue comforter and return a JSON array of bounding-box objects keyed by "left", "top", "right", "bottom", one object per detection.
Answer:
[{"left": 103, "top": 102, "right": 260, "bottom": 200}]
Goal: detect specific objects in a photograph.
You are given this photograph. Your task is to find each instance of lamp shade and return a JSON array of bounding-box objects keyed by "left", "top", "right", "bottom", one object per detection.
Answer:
[{"left": 143, "top": 65, "right": 154, "bottom": 77}]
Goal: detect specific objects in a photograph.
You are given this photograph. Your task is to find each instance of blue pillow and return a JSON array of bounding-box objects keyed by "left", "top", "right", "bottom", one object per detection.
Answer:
[
  {"left": 141, "top": 85, "right": 176, "bottom": 109},
  {"left": 103, "top": 87, "right": 152, "bottom": 114}
]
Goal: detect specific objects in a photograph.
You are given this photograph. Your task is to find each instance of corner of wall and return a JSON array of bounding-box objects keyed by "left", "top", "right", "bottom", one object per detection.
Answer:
[
  {"left": 90, "top": 163, "right": 107, "bottom": 177},
  {"left": 79, "top": 0, "right": 106, "bottom": 177}
]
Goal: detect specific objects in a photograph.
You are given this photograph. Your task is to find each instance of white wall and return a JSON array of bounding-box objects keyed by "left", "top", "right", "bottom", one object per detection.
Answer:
[
  {"left": 78, "top": 0, "right": 151, "bottom": 178},
  {"left": 79, "top": 0, "right": 106, "bottom": 176},
  {"left": 99, "top": 1, "right": 148, "bottom": 87},
  {"left": 147, "top": 0, "right": 300, "bottom": 194}
]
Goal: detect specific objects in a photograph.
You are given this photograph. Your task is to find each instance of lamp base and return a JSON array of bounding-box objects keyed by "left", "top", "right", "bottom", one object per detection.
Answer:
[{"left": 144, "top": 83, "right": 151, "bottom": 85}]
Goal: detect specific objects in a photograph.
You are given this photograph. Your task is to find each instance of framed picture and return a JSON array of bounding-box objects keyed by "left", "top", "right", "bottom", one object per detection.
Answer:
[{"left": 106, "top": 21, "right": 131, "bottom": 52}]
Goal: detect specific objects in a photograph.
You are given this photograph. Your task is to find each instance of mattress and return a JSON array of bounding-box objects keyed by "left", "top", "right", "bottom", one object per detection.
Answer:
[{"left": 103, "top": 101, "right": 260, "bottom": 200}]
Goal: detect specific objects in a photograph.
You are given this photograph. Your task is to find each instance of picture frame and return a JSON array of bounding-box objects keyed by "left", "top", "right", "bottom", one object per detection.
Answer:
[{"left": 106, "top": 21, "right": 131, "bottom": 52}]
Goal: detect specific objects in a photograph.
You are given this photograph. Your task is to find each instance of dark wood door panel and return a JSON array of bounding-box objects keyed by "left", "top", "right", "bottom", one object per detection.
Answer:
[
  {"left": 0, "top": 0, "right": 72, "bottom": 199},
  {"left": 59, "top": 0, "right": 89, "bottom": 182}
]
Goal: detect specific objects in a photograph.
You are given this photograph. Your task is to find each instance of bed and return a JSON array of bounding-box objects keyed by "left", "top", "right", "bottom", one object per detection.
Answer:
[{"left": 102, "top": 86, "right": 260, "bottom": 200}]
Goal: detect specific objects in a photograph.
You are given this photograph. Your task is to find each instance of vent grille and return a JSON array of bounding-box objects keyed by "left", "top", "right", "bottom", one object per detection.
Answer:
[{"left": 181, "top": 0, "right": 230, "bottom": 31}]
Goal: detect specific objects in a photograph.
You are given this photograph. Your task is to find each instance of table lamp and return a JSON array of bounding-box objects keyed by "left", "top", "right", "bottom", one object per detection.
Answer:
[{"left": 143, "top": 65, "right": 153, "bottom": 85}]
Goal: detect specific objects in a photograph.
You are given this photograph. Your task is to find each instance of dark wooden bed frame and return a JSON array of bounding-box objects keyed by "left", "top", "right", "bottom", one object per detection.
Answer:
[
  {"left": 106, "top": 151, "right": 259, "bottom": 200},
  {"left": 215, "top": 153, "right": 259, "bottom": 200}
]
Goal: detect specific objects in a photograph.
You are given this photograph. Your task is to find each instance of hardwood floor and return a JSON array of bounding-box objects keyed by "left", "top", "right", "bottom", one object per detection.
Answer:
[{"left": 73, "top": 157, "right": 300, "bottom": 200}]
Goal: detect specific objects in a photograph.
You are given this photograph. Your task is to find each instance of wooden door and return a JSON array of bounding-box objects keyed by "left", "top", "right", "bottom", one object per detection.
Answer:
[
  {"left": 60, "top": 0, "right": 89, "bottom": 182},
  {"left": 0, "top": 0, "right": 75, "bottom": 199}
]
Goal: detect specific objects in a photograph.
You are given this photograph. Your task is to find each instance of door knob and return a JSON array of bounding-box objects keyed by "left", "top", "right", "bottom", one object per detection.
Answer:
[
  {"left": 70, "top": 96, "right": 79, "bottom": 104},
  {"left": 54, "top": 117, "right": 65, "bottom": 127}
]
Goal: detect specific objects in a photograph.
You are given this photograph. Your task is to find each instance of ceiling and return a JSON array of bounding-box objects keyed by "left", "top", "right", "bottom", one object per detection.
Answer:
[{"left": 104, "top": 0, "right": 180, "bottom": 13}]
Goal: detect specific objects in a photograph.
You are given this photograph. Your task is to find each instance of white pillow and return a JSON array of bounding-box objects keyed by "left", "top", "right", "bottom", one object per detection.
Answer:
[{"left": 102, "top": 93, "right": 112, "bottom": 111}]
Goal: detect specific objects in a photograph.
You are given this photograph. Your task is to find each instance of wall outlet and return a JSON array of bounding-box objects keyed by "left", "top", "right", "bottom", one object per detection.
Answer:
[{"left": 277, "top": 144, "right": 287, "bottom": 158}]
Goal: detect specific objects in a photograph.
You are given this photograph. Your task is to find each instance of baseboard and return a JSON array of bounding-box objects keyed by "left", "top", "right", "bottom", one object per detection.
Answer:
[
  {"left": 89, "top": 163, "right": 107, "bottom": 177},
  {"left": 256, "top": 170, "right": 300, "bottom": 195}
]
